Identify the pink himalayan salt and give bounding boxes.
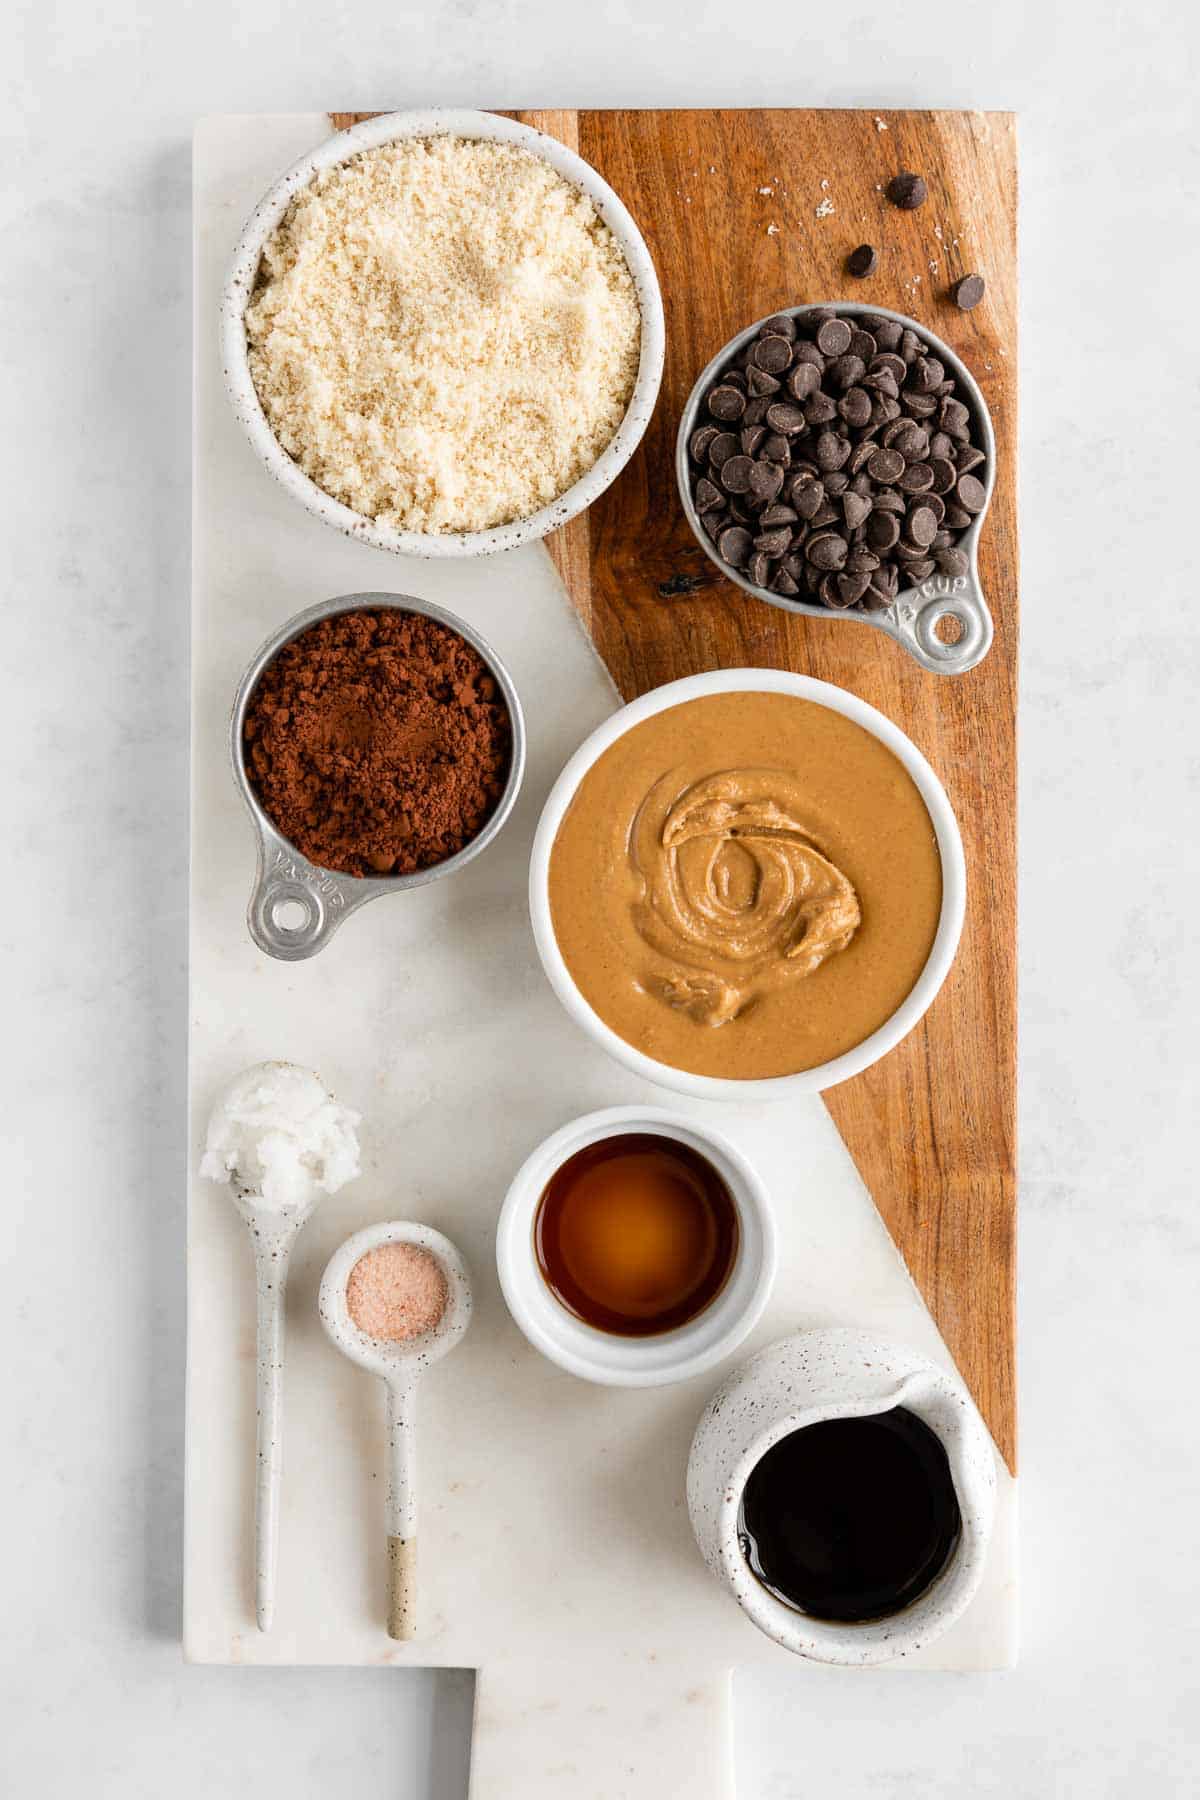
[346,1242,448,1342]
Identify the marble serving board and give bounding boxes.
[188,115,1016,1799]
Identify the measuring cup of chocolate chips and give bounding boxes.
[676,304,997,675]
[230,593,526,960]
[687,1328,996,1664]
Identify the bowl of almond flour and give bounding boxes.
[221,110,664,557]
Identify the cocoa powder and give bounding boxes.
[243,608,511,878]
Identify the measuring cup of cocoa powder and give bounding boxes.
[230,593,526,960]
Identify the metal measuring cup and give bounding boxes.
[675,303,998,676]
[229,592,527,961]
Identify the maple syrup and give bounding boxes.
[534,1133,739,1336]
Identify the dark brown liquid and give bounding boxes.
[739,1408,961,1623]
[534,1133,739,1336]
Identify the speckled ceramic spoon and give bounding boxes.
[318,1221,472,1640]
[229,1186,323,1633]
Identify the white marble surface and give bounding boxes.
[3,3,1198,1796]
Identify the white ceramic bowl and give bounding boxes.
[529,669,966,1101]
[496,1106,776,1388]
[221,109,665,558]
[687,1330,997,1665]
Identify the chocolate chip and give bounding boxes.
[719,455,756,494]
[815,318,853,357]
[942,502,973,529]
[867,446,905,484]
[847,243,877,278]
[754,525,793,559]
[765,402,808,435]
[804,391,839,427]
[787,362,822,402]
[771,568,800,596]
[950,273,985,311]
[747,550,771,587]
[794,480,825,521]
[905,558,936,581]
[956,444,986,475]
[842,490,872,531]
[834,570,871,607]
[748,459,785,502]
[717,525,753,567]
[690,424,720,463]
[887,172,928,211]
[708,432,738,468]
[936,547,970,576]
[956,473,987,513]
[754,335,794,374]
[761,432,791,465]
[899,462,935,494]
[695,477,723,512]
[700,509,726,540]
[849,330,877,363]
[760,313,798,340]
[929,456,958,494]
[747,366,781,398]
[742,397,770,426]
[708,384,746,421]
[759,504,798,528]
[828,353,867,392]
[740,424,766,457]
[866,511,901,551]
[873,318,903,351]
[807,531,848,571]
[816,431,851,472]
[907,506,938,547]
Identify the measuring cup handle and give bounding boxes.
[247,844,353,961]
[385,1378,417,1641]
[888,566,995,676]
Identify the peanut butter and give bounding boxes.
[548,693,943,1079]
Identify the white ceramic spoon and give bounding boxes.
[229,1185,322,1632]
[201,1060,359,1633]
[319,1221,472,1640]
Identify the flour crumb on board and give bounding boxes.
[874,116,889,132]
[815,181,836,219]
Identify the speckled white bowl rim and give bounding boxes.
[687,1329,997,1665]
[220,108,666,558]
[496,1105,777,1387]
[528,669,966,1101]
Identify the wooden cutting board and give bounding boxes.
[332,107,1018,1472]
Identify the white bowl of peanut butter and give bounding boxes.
[529,671,965,1099]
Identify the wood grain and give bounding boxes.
[326,109,1018,1470]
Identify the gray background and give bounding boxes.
[3,1,1197,1793]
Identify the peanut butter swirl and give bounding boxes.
[630,769,862,1026]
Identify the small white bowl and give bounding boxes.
[528,669,966,1101]
[221,109,665,558]
[496,1106,776,1388]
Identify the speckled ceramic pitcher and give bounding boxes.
[687,1328,996,1665]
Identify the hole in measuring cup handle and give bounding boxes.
[248,847,349,961]
[894,571,994,676]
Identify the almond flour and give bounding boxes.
[245,136,642,535]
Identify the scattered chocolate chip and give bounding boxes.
[950,273,985,311]
[887,172,928,211]
[847,243,878,279]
